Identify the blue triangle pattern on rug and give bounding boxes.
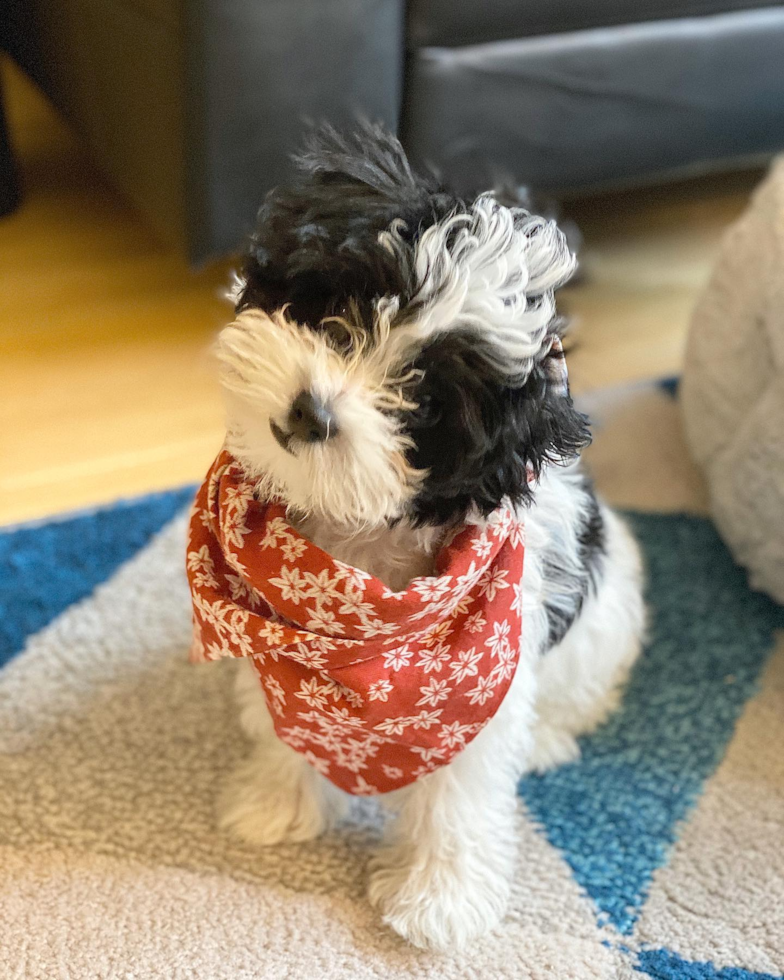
[636,948,783,979]
[0,487,195,668]
[657,376,680,398]
[519,512,784,935]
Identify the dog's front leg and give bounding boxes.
[218,661,347,845]
[368,663,536,950]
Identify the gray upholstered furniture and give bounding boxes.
[5,0,784,262]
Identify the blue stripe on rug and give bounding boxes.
[658,376,680,398]
[519,512,784,934]
[0,487,195,668]
[636,949,783,979]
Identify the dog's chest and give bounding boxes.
[295,518,443,593]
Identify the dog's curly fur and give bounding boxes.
[215,125,645,950]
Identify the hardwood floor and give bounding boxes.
[0,57,762,525]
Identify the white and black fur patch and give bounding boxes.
[226,125,590,538]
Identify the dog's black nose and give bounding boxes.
[287,391,337,443]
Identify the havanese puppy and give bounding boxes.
[186,125,645,951]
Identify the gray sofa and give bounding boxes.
[5,0,784,262]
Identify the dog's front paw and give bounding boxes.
[368,848,509,950]
[217,753,344,846]
[527,722,581,774]
[218,772,324,846]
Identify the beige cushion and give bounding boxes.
[682,159,784,603]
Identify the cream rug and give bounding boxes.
[1,382,782,980]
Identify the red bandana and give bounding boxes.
[187,451,525,794]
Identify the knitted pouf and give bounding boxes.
[682,159,784,604]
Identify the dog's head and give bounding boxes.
[218,125,589,529]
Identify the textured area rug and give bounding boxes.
[2,383,783,980]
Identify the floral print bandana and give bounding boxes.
[187,451,525,795]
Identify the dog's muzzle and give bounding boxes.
[270,390,338,452]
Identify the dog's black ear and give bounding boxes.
[511,345,591,488]
[407,332,591,526]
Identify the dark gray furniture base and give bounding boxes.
[4,0,784,261]
[0,78,19,217]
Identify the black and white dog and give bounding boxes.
[215,126,645,950]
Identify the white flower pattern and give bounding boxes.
[415,643,451,674]
[416,677,452,707]
[449,646,484,684]
[383,645,414,672]
[368,679,394,702]
[268,566,309,604]
[486,619,511,658]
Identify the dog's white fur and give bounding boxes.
[217,469,644,950]
[214,196,645,950]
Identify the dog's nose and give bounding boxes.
[287,390,337,443]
